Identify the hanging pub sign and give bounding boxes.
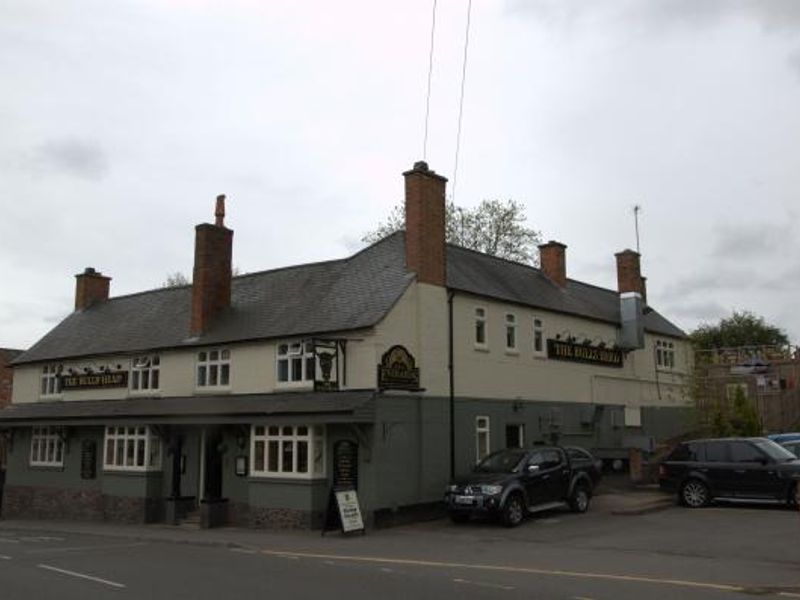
[61,371,129,390]
[547,339,624,368]
[313,339,340,392]
[377,345,420,391]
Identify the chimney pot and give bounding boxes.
[403,161,448,287]
[539,241,567,287]
[215,194,226,227]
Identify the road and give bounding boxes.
[1,502,799,599]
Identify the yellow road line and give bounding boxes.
[259,549,771,594]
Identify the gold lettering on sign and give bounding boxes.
[546,339,623,368]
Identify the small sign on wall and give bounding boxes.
[377,345,420,391]
[80,439,97,480]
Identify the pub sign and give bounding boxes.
[61,371,129,390]
[547,339,624,368]
[377,345,420,391]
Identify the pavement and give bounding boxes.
[0,474,675,550]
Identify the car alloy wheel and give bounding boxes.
[503,494,524,527]
[681,480,708,508]
[571,485,590,513]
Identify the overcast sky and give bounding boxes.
[2,0,799,350]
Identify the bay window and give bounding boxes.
[103,426,162,471]
[30,426,64,467]
[250,424,325,478]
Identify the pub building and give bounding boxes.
[0,162,690,528]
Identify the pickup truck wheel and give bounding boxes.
[788,482,799,509]
[502,493,525,528]
[569,483,591,513]
[680,479,709,508]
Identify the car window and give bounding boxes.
[785,442,800,458]
[474,449,527,473]
[529,450,562,469]
[704,441,728,462]
[566,447,591,462]
[668,443,702,461]
[753,439,796,462]
[729,442,765,463]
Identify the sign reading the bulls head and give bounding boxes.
[377,345,420,391]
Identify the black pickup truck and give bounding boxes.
[445,446,596,527]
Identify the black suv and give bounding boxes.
[444,447,596,527]
[659,437,800,508]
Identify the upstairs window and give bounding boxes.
[250,424,325,479]
[197,349,231,388]
[505,314,517,352]
[103,426,162,472]
[656,340,675,369]
[30,426,64,467]
[277,341,315,385]
[131,355,160,392]
[40,365,62,397]
[474,307,487,348]
[532,318,545,356]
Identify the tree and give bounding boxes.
[362,199,542,265]
[689,311,789,350]
[162,272,190,287]
[161,267,242,287]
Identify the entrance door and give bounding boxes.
[203,428,223,501]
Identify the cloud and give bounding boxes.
[661,300,728,323]
[27,138,109,180]
[790,48,800,80]
[710,221,793,260]
[505,0,800,33]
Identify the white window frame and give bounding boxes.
[130,355,160,393]
[196,348,231,389]
[29,426,65,467]
[276,341,315,388]
[505,313,518,353]
[656,339,676,370]
[103,426,162,472]
[473,306,488,350]
[532,317,545,357]
[250,424,325,479]
[476,416,491,462]
[40,364,62,398]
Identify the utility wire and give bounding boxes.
[422,0,438,161]
[451,0,473,203]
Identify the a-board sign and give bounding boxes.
[333,440,358,490]
[80,439,97,480]
[335,490,364,534]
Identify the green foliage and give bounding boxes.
[162,271,190,287]
[706,387,762,437]
[362,199,542,266]
[690,310,789,350]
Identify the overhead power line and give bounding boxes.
[451,0,473,203]
[422,0,438,161]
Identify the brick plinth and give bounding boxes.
[2,486,162,523]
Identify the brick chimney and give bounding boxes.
[74,267,111,311]
[539,241,567,287]
[403,161,447,286]
[615,249,645,297]
[191,195,233,336]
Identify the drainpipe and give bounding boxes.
[448,290,456,479]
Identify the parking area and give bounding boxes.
[1,498,799,599]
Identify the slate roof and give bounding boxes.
[447,245,686,339]
[0,391,376,425]
[14,232,685,365]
